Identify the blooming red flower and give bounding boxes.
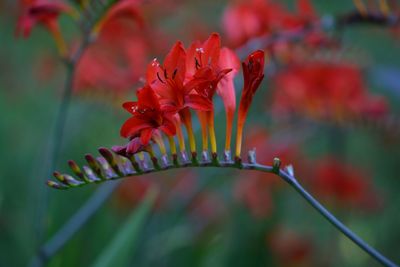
[186,33,234,100]
[146,41,213,113]
[235,50,265,158]
[185,33,240,154]
[120,85,176,146]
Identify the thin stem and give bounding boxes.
[250,164,398,267]
[33,22,91,264]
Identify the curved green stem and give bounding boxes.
[251,164,398,267]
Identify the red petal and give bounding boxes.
[140,128,153,145]
[164,41,186,81]
[159,119,176,136]
[137,85,160,110]
[185,94,213,111]
[202,33,221,67]
[120,117,153,138]
[217,47,240,117]
[185,40,201,79]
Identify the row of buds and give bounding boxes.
[114,33,266,167]
[46,146,285,190]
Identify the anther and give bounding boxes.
[157,72,166,84]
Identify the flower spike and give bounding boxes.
[235,50,266,160]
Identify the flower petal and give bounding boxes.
[120,117,153,138]
[185,94,213,111]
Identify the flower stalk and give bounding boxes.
[46,148,397,267]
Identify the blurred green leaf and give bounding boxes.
[90,188,157,267]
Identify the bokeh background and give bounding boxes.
[1,0,400,266]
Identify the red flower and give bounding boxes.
[120,85,176,146]
[235,50,265,158]
[186,33,234,101]
[185,33,239,154]
[147,41,213,113]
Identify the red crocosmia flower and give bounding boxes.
[147,41,213,113]
[16,0,74,55]
[235,50,265,159]
[186,33,238,154]
[120,85,176,145]
[271,62,389,122]
[312,158,381,211]
[146,41,214,155]
[186,33,234,98]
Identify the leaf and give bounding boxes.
[90,188,158,267]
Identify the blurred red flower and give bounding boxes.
[16,0,71,38]
[271,62,389,121]
[74,2,150,95]
[268,227,313,267]
[311,158,382,211]
[222,0,324,48]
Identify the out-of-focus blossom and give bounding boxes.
[222,0,325,49]
[311,158,382,210]
[268,227,313,266]
[16,0,76,55]
[235,50,265,159]
[115,176,155,209]
[271,62,389,122]
[188,192,227,230]
[93,0,144,35]
[74,2,149,95]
